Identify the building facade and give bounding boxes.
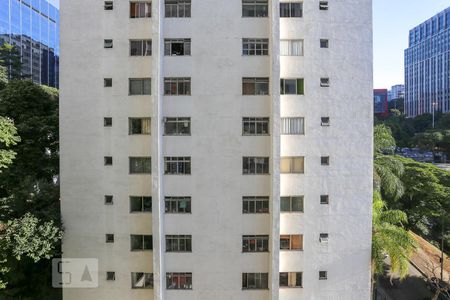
[374,89,389,116]
[0,0,59,88]
[60,1,373,299]
[388,84,405,101]
[405,7,450,117]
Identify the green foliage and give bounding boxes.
[372,191,417,279]
[374,155,404,202]
[0,66,7,90]
[414,131,443,152]
[0,80,61,295]
[0,117,20,171]
[374,124,396,154]
[0,43,22,81]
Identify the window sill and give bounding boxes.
[280,249,304,252]
[163,134,191,137]
[242,288,270,290]
[164,173,192,176]
[279,286,303,289]
[166,251,192,253]
[242,251,270,253]
[130,249,153,252]
[165,212,192,214]
[242,173,270,175]
[129,211,152,214]
[280,211,304,214]
[242,134,270,136]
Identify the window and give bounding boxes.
[105,195,113,205]
[106,272,115,281]
[106,234,115,243]
[242,39,269,56]
[104,1,113,10]
[280,2,302,17]
[164,117,191,136]
[166,235,192,252]
[319,271,328,280]
[243,157,269,174]
[321,156,329,165]
[131,272,153,289]
[320,39,329,48]
[104,78,112,87]
[280,234,303,250]
[130,2,151,18]
[280,40,304,56]
[129,157,151,174]
[130,196,152,212]
[129,118,151,135]
[242,78,269,95]
[242,117,269,135]
[130,234,153,251]
[242,235,269,252]
[242,273,268,289]
[104,156,113,166]
[129,78,151,95]
[165,197,191,213]
[166,273,192,290]
[319,233,329,243]
[320,77,330,87]
[242,0,268,17]
[320,195,329,204]
[280,196,304,212]
[280,78,304,95]
[281,117,304,135]
[130,40,152,56]
[104,39,113,48]
[279,272,302,288]
[280,157,304,174]
[319,1,328,10]
[243,196,269,214]
[164,78,191,95]
[164,157,191,175]
[164,39,191,56]
[104,117,112,127]
[321,117,330,126]
[165,0,191,18]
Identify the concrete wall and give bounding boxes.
[60,0,373,299]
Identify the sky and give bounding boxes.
[48,0,59,9]
[373,0,449,89]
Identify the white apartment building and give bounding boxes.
[60,0,373,299]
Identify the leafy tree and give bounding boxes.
[414,131,443,154]
[372,191,416,279]
[0,117,20,171]
[0,43,22,81]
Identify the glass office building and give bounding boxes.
[0,0,59,88]
[405,7,450,117]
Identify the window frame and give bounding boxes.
[242,38,269,56]
[164,77,191,95]
[130,39,152,56]
[165,196,192,213]
[242,0,269,18]
[242,235,269,253]
[104,1,113,10]
[280,156,304,174]
[243,157,270,175]
[129,117,151,135]
[104,78,112,87]
[242,77,270,95]
[104,39,113,49]
[280,78,304,95]
[129,157,152,174]
[242,273,269,289]
[242,196,269,214]
[104,117,112,127]
[106,234,114,243]
[320,77,330,87]
[279,272,303,288]
[165,235,192,252]
[130,1,152,18]
[129,78,151,95]
[320,195,329,205]
[164,117,191,136]
[130,196,152,213]
[106,272,116,281]
[130,234,153,251]
[164,157,191,175]
[131,272,154,289]
[280,196,304,212]
[165,0,191,18]
[280,234,303,251]
[280,2,303,18]
[166,272,192,290]
[321,117,330,126]
[321,156,330,165]
[105,195,113,205]
[242,117,270,136]
[281,117,305,135]
[280,39,304,56]
[164,39,191,56]
[319,271,328,280]
[320,39,329,48]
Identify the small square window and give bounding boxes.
[105,195,113,205]
[319,233,329,243]
[104,78,112,87]
[319,1,328,10]
[104,1,113,10]
[106,234,114,243]
[104,156,113,166]
[321,117,330,126]
[321,156,329,165]
[320,78,330,87]
[320,39,329,48]
[104,117,112,127]
[104,39,113,48]
[319,271,327,280]
[320,195,329,204]
[106,272,115,281]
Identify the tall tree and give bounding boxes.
[0,43,22,81]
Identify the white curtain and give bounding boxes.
[280,40,290,56]
[281,117,304,134]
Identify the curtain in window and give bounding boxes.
[281,117,304,134]
[291,40,303,56]
[142,118,151,134]
[291,235,303,249]
[280,40,290,55]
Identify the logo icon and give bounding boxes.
[52,258,98,288]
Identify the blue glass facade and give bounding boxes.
[0,0,59,88]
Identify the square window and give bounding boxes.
[321,156,329,165]
[319,1,328,10]
[104,156,113,166]
[321,117,330,126]
[104,39,113,48]
[104,78,112,87]
[320,78,330,87]
[105,195,113,205]
[104,117,112,127]
[106,234,114,243]
[319,233,329,243]
[320,39,329,48]
[104,1,113,10]
[319,271,328,280]
[106,272,115,281]
[320,195,329,204]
